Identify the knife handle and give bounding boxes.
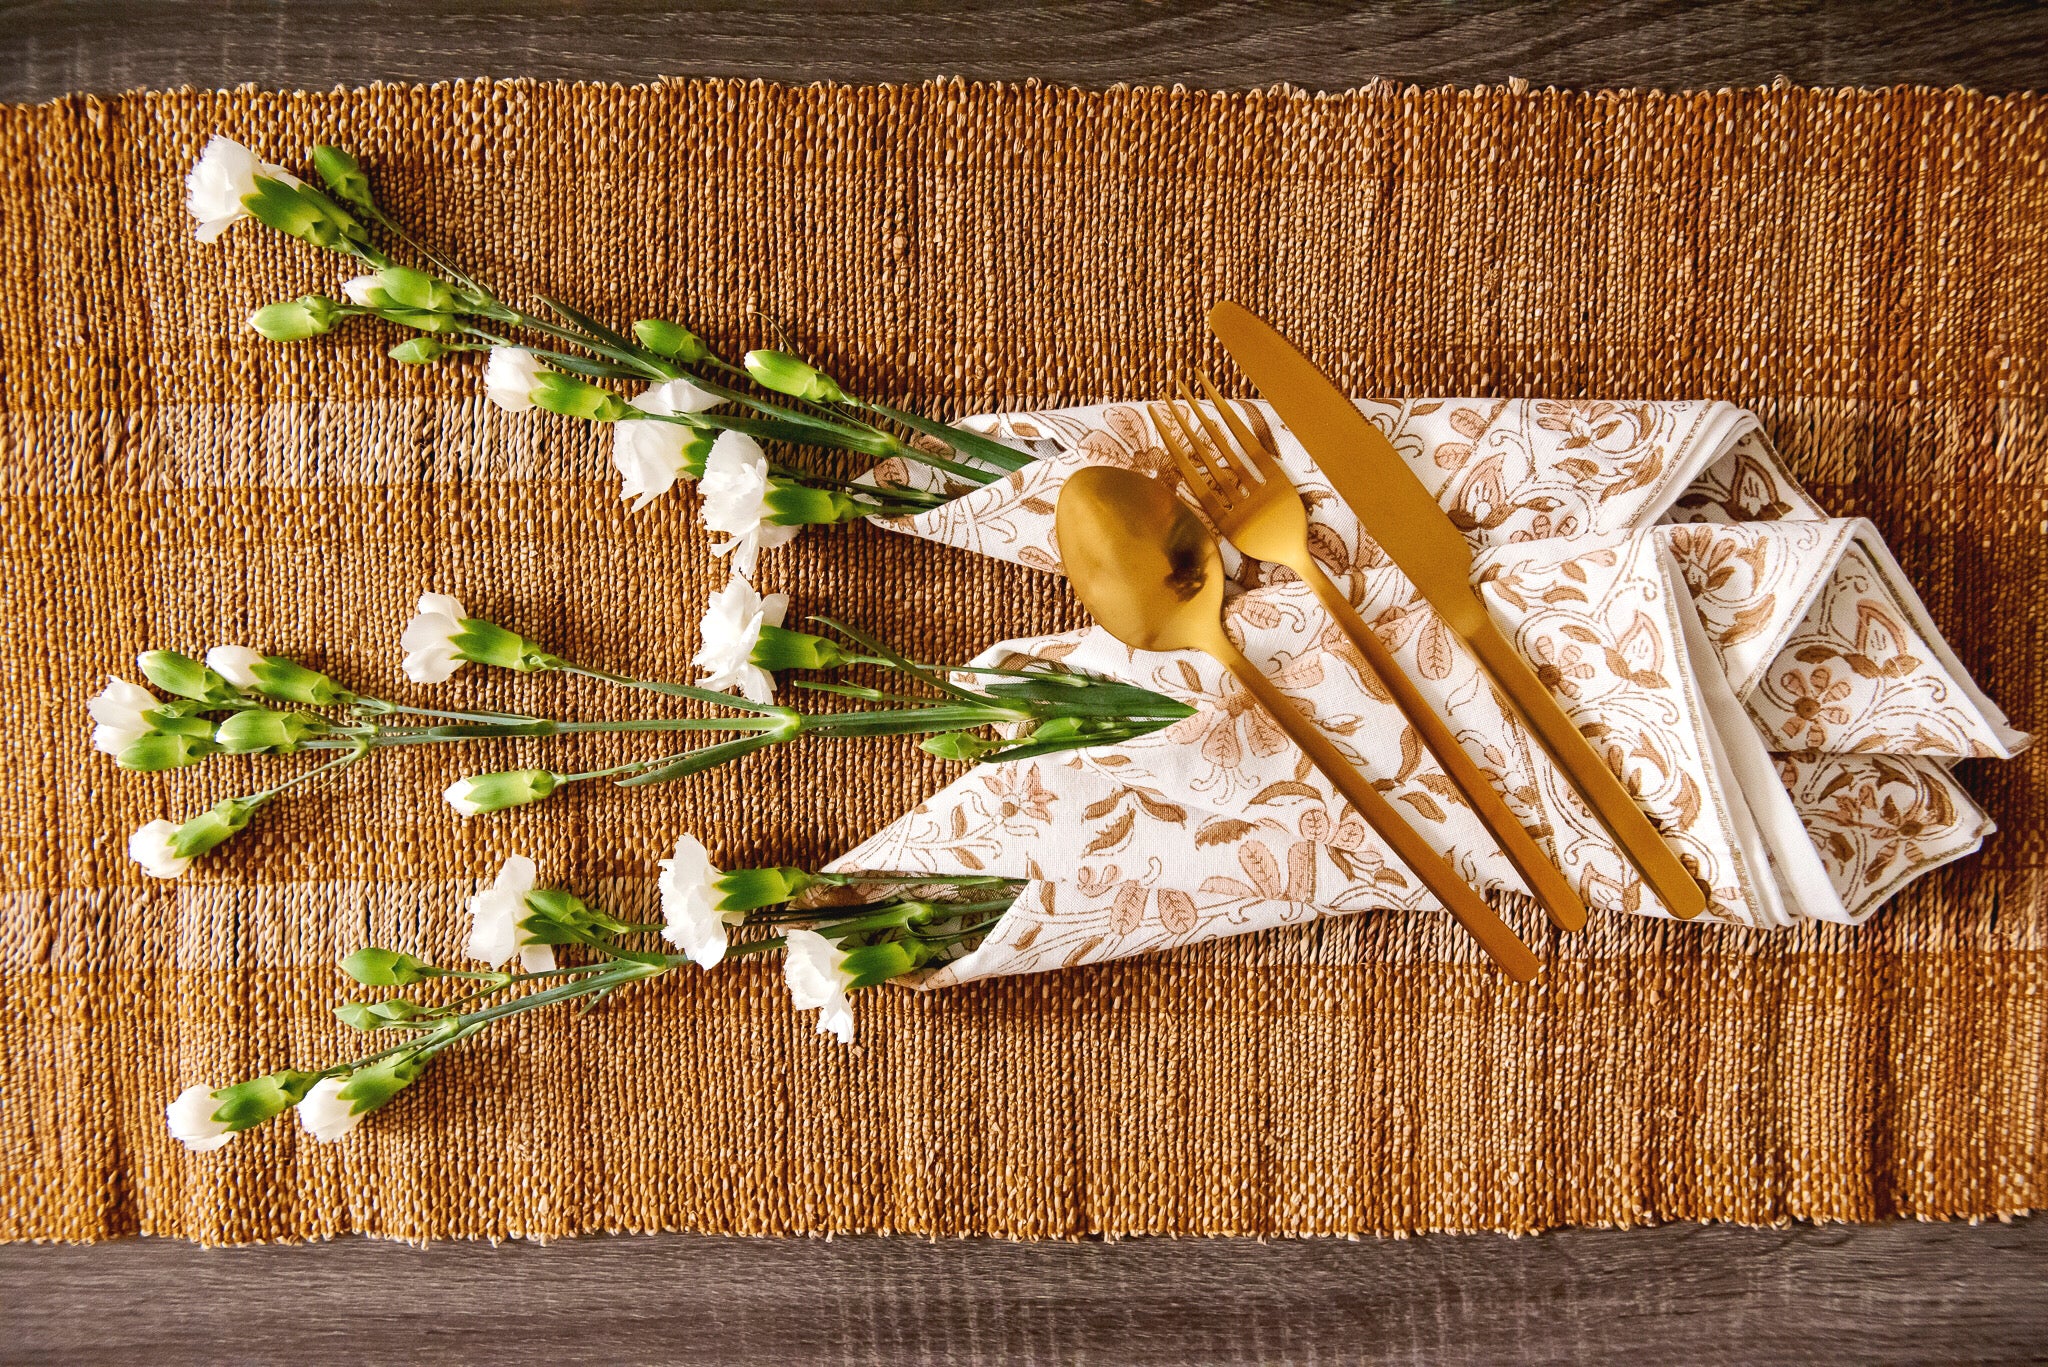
[1204,636,1540,982]
[1297,563,1588,932]
[1461,612,1709,920]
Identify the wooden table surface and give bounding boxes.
[4,3,2045,1363]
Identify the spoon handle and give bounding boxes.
[1206,638,1540,983]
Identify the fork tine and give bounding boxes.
[1177,372,1263,492]
[1149,402,1231,508]
[1159,392,1248,500]
[1193,368,1285,481]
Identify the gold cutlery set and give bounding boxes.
[1057,303,1708,981]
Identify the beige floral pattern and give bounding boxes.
[840,399,2026,986]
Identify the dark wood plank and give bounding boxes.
[3,0,2047,104]
[5,5,2047,1365]
[5,1220,2046,1365]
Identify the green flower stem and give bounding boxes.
[249,742,370,801]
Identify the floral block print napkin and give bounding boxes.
[834,401,2025,987]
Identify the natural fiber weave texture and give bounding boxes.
[1,78,2042,1244]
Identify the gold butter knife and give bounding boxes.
[1207,300,1708,920]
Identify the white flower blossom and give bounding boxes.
[612,378,720,512]
[400,592,469,684]
[699,431,800,579]
[184,135,298,244]
[692,577,790,706]
[341,274,382,307]
[165,1084,236,1152]
[128,819,191,880]
[205,645,265,690]
[295,1077,363,1144]
[782,927,856,1045]
[89,676,158,756]
[482,346,547,412]
[464,854,555,973]
[659,833,739,969]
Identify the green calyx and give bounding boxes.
[762,482,864,526]
[249,294,341,342]
[743,349,847,404]
[137,650,237,703]
[531,372,633,423]
[214,706,327,755]
[372,265,459,313]
[209,1069,321,1132]
[248,656,349,707]
[240,174,375,258]
[839,939,921,989]
[749,625,850,673]
[633,318,709,363]
[340,947,443,987]
[117,731,219,772]
[335,1051,429,1117]
[449,768,559,814]
[168,799,257,860]
[918,730,1001,762]
[334,998,426,1031]
[450,618,554,672]
[714,866,817,914]
[389,337,449,365]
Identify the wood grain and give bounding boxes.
[2,0,2047,103]
[3,3,2045,1364]
[6,1220,2047,1365]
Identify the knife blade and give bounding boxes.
[1208,299,1708,921]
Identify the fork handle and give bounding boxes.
[1206,637,1539,983]
[1297,562,1588,932]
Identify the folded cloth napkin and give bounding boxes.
[830,401,2026,987]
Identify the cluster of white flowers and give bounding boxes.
[165,1076,365,1154]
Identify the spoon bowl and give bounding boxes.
[1055,465,1228,655]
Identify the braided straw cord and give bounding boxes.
[0,79,2041,1243]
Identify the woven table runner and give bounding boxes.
[1,79,2042,1244]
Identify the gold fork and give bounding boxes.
[1152,373,1587,932]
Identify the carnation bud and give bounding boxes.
[389,337,449,365]
[310,145,374,212]
[116,731,218,772]
[248,294,341,342]
[743,349,846,403]
[339,947,442,987]
[167,799,258,860]
[136,649,235,703]
[443,769,559,816]
[531,372,634,422]
[247,656,349,706]
[749,625,850,672]
[214,706,326,755]
[633,318,710,363]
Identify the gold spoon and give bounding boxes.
[1055,464,1539,983]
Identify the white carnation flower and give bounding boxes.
[165,1084,236,1152]
[128,819,191,880]
[184,134,298,243]
[612,378,720,511]
[464,854,555,973]
[89,676,158,756]
[698,432,800,578]
[205,645,265,690]
[659,833,739,969]
[482,346,547,412]
[782,927,856,1045]
[295,1076,364,1144]
[400,592,469,684]
[692,576,789,706]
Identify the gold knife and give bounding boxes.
[1208,300,1708,920]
